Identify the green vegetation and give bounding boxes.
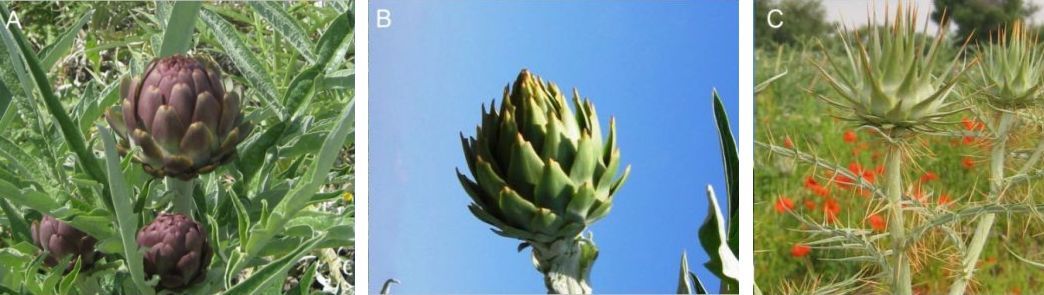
[0,1,354,294]
[755,8,1044,294]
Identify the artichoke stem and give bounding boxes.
[532,238,595,294]
[949,111,1015,295]
[884,142,911,295]
[168,178,195,215]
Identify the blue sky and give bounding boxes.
[369,1,738,293]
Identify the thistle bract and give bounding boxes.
[137,213,212,290]
[105,55,251,180]
[816,6,965,132]
[976,21,1044,109]
[31,215,99,270]
[457,69,630,244]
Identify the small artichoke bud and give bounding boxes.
[457,69,631,244]
[105,54,252,180]
[30,215,99,270]
[137,213,212,290]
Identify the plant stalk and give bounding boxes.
[168,178,195,215]
[949,112,1015,295]
[885,141,912,295]
[532,238,596,294]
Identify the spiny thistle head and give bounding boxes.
[816,4,967,133]
[976,21,1044,109]
[457,69,630,244]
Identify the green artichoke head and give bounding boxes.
[31,215,99,270]
[105,55,251,180]
[816,5,966,132]
[976,21,1044,109]
[458,69,630,244]
[137,213,212,290]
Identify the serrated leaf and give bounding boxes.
[200,8,280,110]
[315,9,353,72]
[39,10,93,71]
[0,7,110,211]
[0,180,59,213]
[224,235,322,295]
[0,198,30,243]
[248,2,315,63]
[79,79,120,135]
[235,99,353,278]
[283,65,321,118]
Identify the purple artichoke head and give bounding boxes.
[105,54,251,180]
[137,213,212,290]
[30,215,98,269]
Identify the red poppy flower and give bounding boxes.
[823,198,840,222]
[812,185,830,198]
[834,173,855,189]
[790,244,811,257]
[868,214,886,232]
[961,117,975,130]
[849,162,865,174]
[803,176,819,188]
[843,130,858,143]
[804,199,816,210]
[920,171,938,183]
[938,193,951,206]
[783,136,794,149]
[962,136,976,145]
[961,156,975,169]
[774,196,795,213]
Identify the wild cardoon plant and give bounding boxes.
[951,21,1044,295]
[814,5,968,295]
[457,69,630,294]
[976,21,1044,110]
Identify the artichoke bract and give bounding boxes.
[976,21,1044,109]
[30,215,99,269]
[816,6,966,132]
[137,213,212,290]
[458,69,630,244]
[105,55,250,180]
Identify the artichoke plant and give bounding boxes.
[30,215,99,270]
[976,21,1044,110]
[815,6,966,133]
[457,69,630,294]
[105,54,251,180]
[137,213,213,290]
